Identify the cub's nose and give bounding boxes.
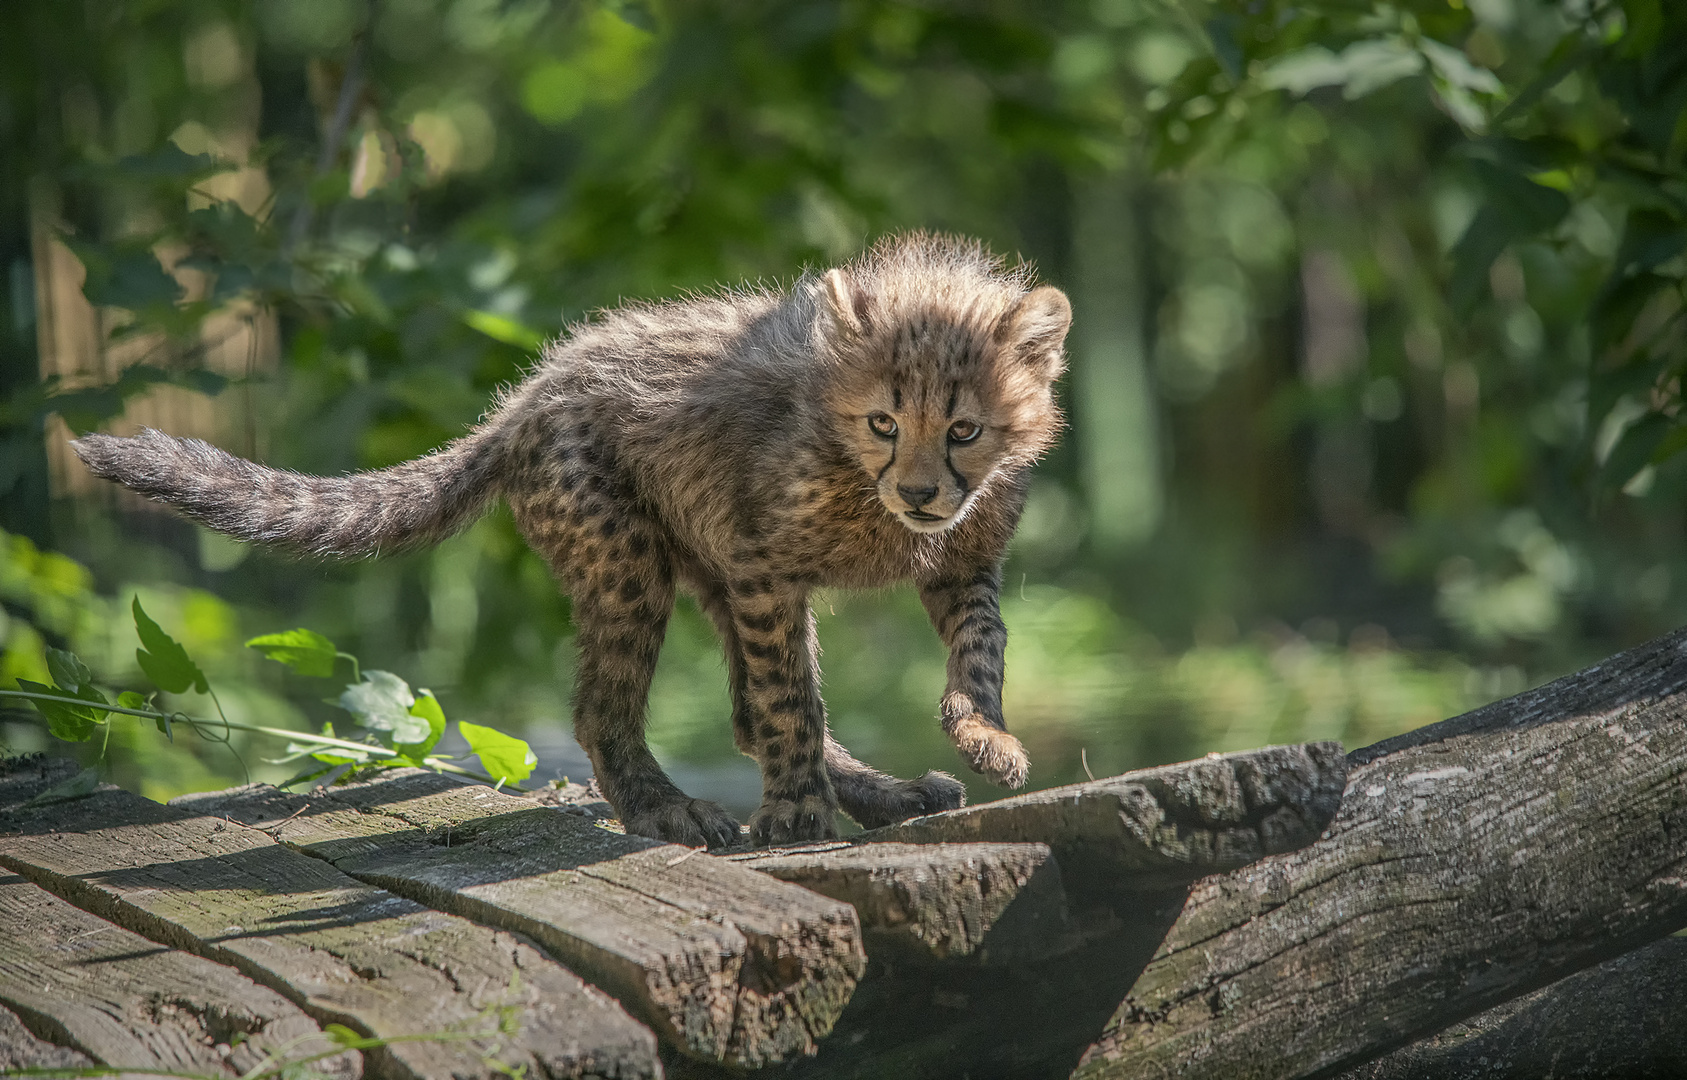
[897,483,939,509]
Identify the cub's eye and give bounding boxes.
[867,412,898,438]
[948,419,982,443]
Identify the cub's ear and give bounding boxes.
[996,286,1072,376]
[821,268,871,337]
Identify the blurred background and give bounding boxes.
[2,0,1684,816]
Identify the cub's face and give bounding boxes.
[846,382,1018,534]
[820,268,1072,535]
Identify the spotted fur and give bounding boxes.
[72,233,1071,847]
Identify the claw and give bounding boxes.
[748,795,837,847]
[947,714,1030,788]
[623,797,744,849]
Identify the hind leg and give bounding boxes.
[824,737,965,829]
[518,492,739,848]
[572,581,741,847]
[697,583,962,832]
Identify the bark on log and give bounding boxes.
[1074,626,1687,1080]
[0,870,360,1079]
[178,769,864,1068]
[1338,935,1687,1080]
[863,743,1349,894]
[0,755,660,1080]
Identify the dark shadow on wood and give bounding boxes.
[667,887,1190,1080]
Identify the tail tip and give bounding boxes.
[69,429,162,478]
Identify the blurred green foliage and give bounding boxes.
[2,0,1685,809]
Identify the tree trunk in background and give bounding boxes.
[1073,174,1161,550]
[0,8,54,546]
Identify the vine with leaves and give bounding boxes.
[1,598,538,806]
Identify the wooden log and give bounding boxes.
[1074,626,1687,1080]
[863,742,1348,894]
[178,768,865,1068]
[524,782,1085,967]
[0,869,360,1079]
[349,754,1340,1080]
[726,841,1080,965]
[0,755,659,1080]
[1337,935,1687,1080]
[666,891,1187,1080]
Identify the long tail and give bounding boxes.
[72,426,508,558]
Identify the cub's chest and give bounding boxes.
[752,497,957,591]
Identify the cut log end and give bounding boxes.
[730,840,1076,964]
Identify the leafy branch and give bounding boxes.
[1,599,539,801]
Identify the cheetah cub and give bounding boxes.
[74,233,1071,847]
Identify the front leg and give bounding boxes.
[919,565,1030,789]
[727,583,838,845]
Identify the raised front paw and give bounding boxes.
[622,797,744,849]
[748,795,838,846]
[948,714,1030,788]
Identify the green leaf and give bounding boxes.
[246,628,341,678]
[133,597,209,694]
[1420,38,1502,95]
[110,144,231,180]
[1600,411,1674,489]
[338,670,431,744]
[1468,158,1572,232]
[45,647,94,692]
[459,721,537,787]
[21,767,101,807]
[323,1023,366,1048]
[18,679,102,742]
[279,762,340,789]
[464,309,545,350]
[117,690,148,710]
[65,239,184,312]
[1612,208,1687,277]
[1447,206,1512,313]
[397,691,448,763]
[1261,38,1423,100]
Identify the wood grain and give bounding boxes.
[862,742,1348,894]
[727,840,1076,965]
[178,768,865,1068]
[0,870,359,1078]
[1338,935,1687,1080]
[1074,628,1687,1080]
[0,755,659,1080]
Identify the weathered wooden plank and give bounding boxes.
[0,869,360,1079]
[520,781,1083,966]
[179,768,865,1068]
[726,841,1077,965]
[863,742,1348,894]
[0,755,659,1080]
[0,1001,97,1074]
[1073,627,1687,1080]
[1337,935,1687,1080]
